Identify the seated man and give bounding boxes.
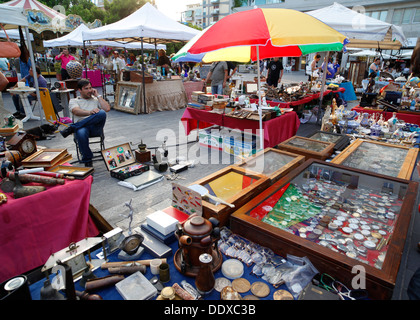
[11,66,47,119]
[59,79,111,167]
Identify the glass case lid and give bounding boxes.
[283,136,329,152]
[239,149,297,176]
[248,161,408,270]
[340,141,409,178]
[309,132,343,144]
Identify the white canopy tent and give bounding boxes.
[307,2,406,50]
[43,24,166,50]
[0,28,33,41]
[349,50,392,59]
[81,2,199,44]
[82,2,200,113]
[0,4,44,124]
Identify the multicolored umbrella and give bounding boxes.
[173,8,348,63]
[174,8,348,149]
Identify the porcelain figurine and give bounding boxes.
[360,113,370,127]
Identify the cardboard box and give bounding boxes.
[198,127,224,150]
[146,210,179,236]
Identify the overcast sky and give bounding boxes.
[154,0,200,22]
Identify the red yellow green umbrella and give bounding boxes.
[185,8,348,62]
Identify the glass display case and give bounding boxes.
[233,148,305,184]
[231,159,418,300]
[331,139,419,180]
[307,131,350,151]
[189,166,270,227]
[114,82,141,114]
[276,136,335,161]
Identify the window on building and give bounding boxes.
[414,8,420,23]
[402,8,414,24]
[379,11,388,21]
[391,9,403,25]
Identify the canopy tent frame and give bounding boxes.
[81,3,199,114]
[0,4,44,125]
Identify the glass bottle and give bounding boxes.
[195,253,215,295]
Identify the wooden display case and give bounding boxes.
[189,166,270,227]
[276,136,335,161]
[114,81,141,114]
[232,148,305,184]
[331,139,419,180]
[307,130,350,151]
[230,159,418,300]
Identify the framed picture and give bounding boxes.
[114,81,141,115]
[21,149,68,167]
[48,165,94,179]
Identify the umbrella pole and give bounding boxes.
[257,46,264,150]
[317,51,330,124]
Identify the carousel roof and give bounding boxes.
[2,0,66,20]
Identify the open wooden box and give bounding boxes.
[232,148,305,184]
[331,139,419,181]
[230,159,418,300]
[276,136,335,161]
[189,166,270,227]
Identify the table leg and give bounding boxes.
[61,92,70,118]
[20,94,40,123]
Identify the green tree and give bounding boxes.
[103,0,150,24]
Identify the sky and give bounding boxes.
[154,0,199,22]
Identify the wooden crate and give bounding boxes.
[189,166,270,227]
[276,136,335,161]
[230,159,418,300]
[306,131,350,151]
[331,139,419,180]
[232,148,305,184]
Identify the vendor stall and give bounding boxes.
[114,80,188,114]
[181,107,300,148]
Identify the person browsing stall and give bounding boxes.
[369,58,381,77]
[310,54,322,80]
[11,66,47,119]
[59,79,110,167]
[206,61,228,95]
[157,49,172,75]
[266,57,283,87]
[55,48,75,80]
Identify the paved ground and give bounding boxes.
[2,70,419,299]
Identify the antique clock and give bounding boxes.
[7,131,37,158]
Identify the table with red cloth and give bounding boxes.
[0,175,99,283]
[352,106,420,126]
[183,80,204,102]
[181,107,300,148]
[248,87,346,109]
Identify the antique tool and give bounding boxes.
[101,258,167,269]
[108,265,146,275]
[188,184,235,208]
[13,172,46,199]
[7,172,65,185]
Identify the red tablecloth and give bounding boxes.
[249,87,346,108]
[352,106,420,126]
[0,176,98,283]
[181,107,300,148]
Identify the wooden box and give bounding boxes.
[48,165,94,179]
[232,148,305,184]
[114,82,141,114]
[307,131,350,152]
[101,142,149,180]
[276,136,335,161]
[189,166,270,227]
[21,148,70,168]
[331,139,419,180]
[231,159,418,300]
[130,71,154,83]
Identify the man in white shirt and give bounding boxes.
[59,79,111,167]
